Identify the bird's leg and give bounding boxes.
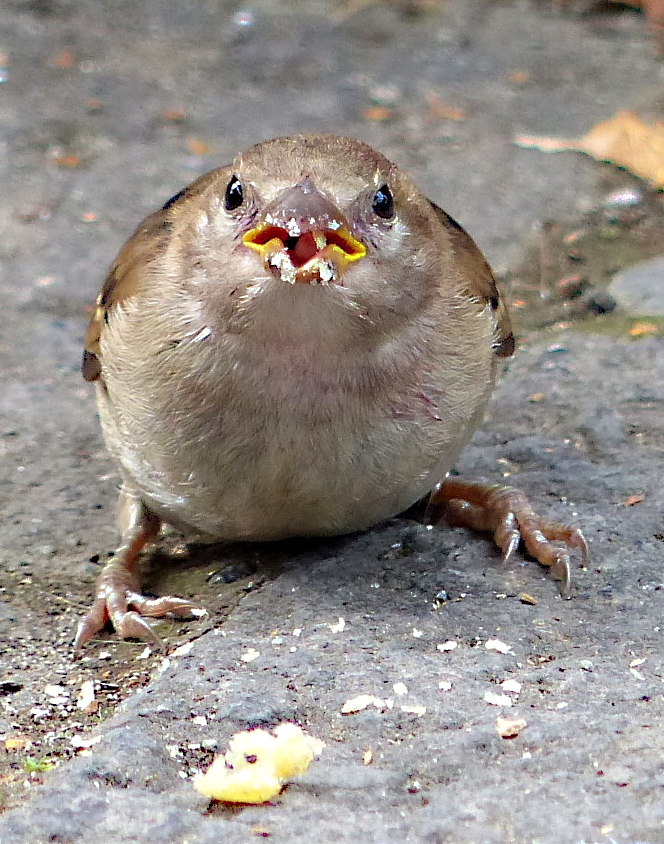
[74,489,202,652]
[425,479,589,594]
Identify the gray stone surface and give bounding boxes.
[609,254,664,315]
[1,2,663,843]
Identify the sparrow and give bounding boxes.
[75,133,588,651]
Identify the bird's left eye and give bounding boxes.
[224,175,244,211]
[372,184,395,220]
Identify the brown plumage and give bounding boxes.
[75,134,586,651]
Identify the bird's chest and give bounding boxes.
[104,337,458,539]
[191,354,441,528]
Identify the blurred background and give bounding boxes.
[2,0,661,309]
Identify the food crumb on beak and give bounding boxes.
[243,224,366,285]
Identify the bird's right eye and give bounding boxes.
[224,175,244,211]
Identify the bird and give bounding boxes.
[75,133,588,651]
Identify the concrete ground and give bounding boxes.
[1,2,663,842]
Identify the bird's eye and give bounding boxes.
[224,175,244,211]
[372,184,394,220]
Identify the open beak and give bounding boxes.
[243,224,366,285]
[241,178,366,285]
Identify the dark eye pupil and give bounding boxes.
[372,184,394,219]
[224,176,243,211]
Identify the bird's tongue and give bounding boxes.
[289,231,321,268]
[243,219,366,285]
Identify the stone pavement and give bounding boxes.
[1,2,663,842]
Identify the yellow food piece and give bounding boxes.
[266,722,323,779]
[195,757,282,803]
[194,723,325,804]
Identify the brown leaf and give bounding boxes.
[362,106,393,121]
[508,70,531,85]
[620,494,645,506]
[515,111,664,190]
[424,91,466,121]
[47,151,81,168]
[161,108,188,122]
[629,321,659,337]
[185,137,212,156]
[51,49,75,68]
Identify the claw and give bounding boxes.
[501,530,521,565]
[551,554,571,597]
[115,609,165,649]
[569,528,590,568]
[428,478,588,593]
[73,599,110,654]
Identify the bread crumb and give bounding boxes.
[194,723,324,803]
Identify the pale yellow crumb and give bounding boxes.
[194,723,325,804]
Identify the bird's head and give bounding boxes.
[188,134,447,345]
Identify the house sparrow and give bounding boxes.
[75,133,588,651]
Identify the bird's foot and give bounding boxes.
[73,557,202,653]
[427,478,589,594]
